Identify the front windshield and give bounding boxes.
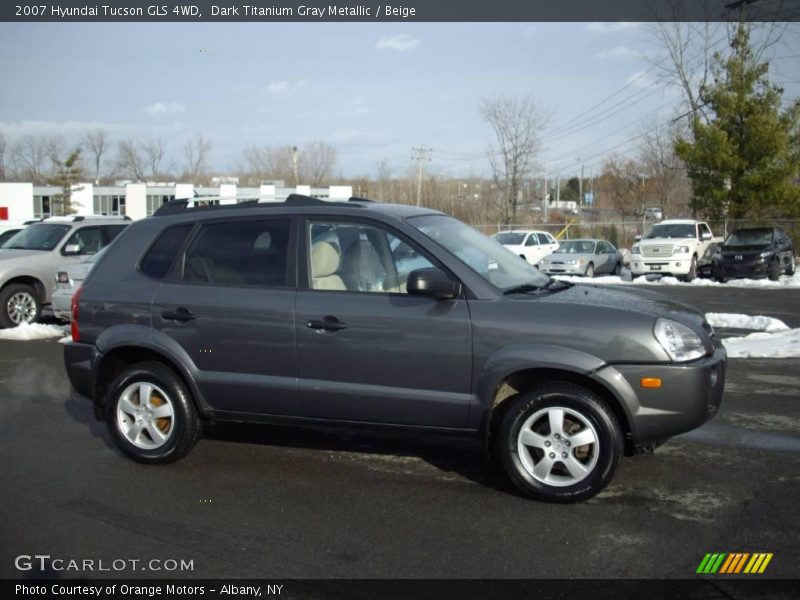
[725,229,773,247]
[1,224,70,251]
[643,224,696,239]
[555,240,596,254]
[409,215,549,290]
[494,232,526,245]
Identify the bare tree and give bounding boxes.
[9,135,49,183]
[637,119,691,218]
[115,139,147,181]
[301,140,337,186]
[142,138,168,178]
[598,155,643,223]
[479,94,549,224]
[183,133,212,182]
[375,158,392,200]
[82,128,110,184]
[0,132,6,181]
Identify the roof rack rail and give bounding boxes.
[348,196,374,203]
[151,193,368,217]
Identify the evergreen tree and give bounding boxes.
[675,25,799,220]
[50,149,83,215]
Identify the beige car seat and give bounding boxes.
[311,242,346,290]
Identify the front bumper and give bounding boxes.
[591,346,726,445]
[717,259,769,279]
[541,264,586,276]
[630,256,693,276]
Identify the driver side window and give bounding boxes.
[309,221,434,294]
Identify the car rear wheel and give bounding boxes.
[613,262,621,276]
[712,265,725,283]
[496,383,622,502]
[0,283,42,328]
[769,258,781,281]
[584,262,595,278]
[105,361,202,464]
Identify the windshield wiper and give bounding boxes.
[503,278,572,295]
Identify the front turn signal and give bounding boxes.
[640,377,662,389]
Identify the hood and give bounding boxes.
[537,283,706,330]
[0,249,46,261]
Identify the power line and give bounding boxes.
[411,145,432,207]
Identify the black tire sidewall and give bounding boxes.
[105,362,199,464]
[585,263,594,278]
[0,283,42,328]
[499,386,621,502]
[769,258,781,281]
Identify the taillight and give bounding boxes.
[71,285,83,342]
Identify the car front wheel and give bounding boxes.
[0,283,42,328]
[787,255,796,276]
[497,383,622,502]
[769,258,781,281]
[105,361,202,464]
[682,256,697,282]
[584,262,595,278]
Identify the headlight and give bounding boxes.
[564,259,582,265]
[654,318,706,362]
[759,251,772,259]
[631,244,640,254]
[676,245,690,254]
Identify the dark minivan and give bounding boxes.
[64,196,726,502]
[712,227,795,282]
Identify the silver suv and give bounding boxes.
[0,215,129,327]
[64,196,726,502]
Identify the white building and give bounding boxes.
[0,182,354,222]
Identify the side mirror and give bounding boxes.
[701,232,712,241]
[634,235,642,242]
[406,268,461,300]
[63,244,81,255]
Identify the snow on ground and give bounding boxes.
[554,270,800,289]
[705,313,789,332]
[0,323,68,341]
[721,328,800,359]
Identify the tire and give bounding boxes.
[584,262,595,278]
[787,255,796,276]
[496,382,623,503]
[0,283,42,328]
[683,256,697,282]
[712,265,725,283]
[768,258,781,281]
[613,262,621,277]
[105,361,202,464]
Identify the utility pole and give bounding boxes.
[292,146,299,185]
[577,159,584,218]
[411,145,431,207]
[543,166,548,222]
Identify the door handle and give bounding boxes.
[161,307,196,322]
[307,316,348,331]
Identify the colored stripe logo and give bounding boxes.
[697,553,773,574]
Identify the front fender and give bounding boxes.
[471,344,606,428]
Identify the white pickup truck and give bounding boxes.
[629,219,723,281]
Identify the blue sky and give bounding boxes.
[1,22,798,181]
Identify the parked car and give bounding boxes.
[493,230,559,265]
[538,239,623,278]
[0,221,26,247]
[711,227,795,282]
[0,215,130,328]
[64,195,725,503]
[630,219,723,281]
[51,247,108,320]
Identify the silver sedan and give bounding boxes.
[538,239,623,278]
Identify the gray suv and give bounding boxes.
[0,216,129,328]
[64,196,726,502]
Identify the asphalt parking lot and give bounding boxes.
[0,285,798,581]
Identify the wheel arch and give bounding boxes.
[480,366,633,458]
[1,276,48,304]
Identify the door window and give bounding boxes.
[61,227,103,256]
[309,221,434,293]
[537,233,551,245]
[140,224,193,279]
[524,234,538,246]
[182,220,290,287]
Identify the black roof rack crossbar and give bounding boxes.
[151,193,376,217]
[348,196,374,203]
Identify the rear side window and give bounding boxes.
[182,219,290,288]
[537,233,550,245]
[104,224,128,244]
[140,225,193,280]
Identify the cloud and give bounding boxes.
[597,46,643,60]
[586,22,641,34]
[0,120,135,138]
[146,102,186,115]
[265,79,308,94]
[375,34,421,52]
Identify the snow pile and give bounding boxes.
[554,269,800,289]
[705,313,789,333]
[722,329,800,358]
[58,335,73,344]
[0,323,68,341]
